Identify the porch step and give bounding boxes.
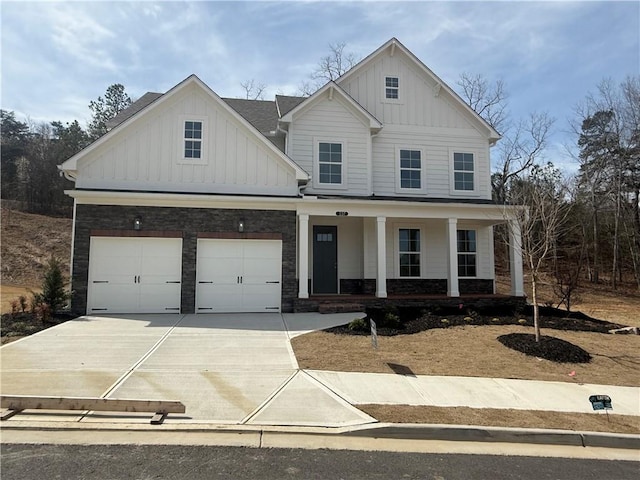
[318,303,365,314]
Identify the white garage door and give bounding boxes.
[87,237,182,314]
[196,239,282,313]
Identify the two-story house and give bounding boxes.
[59,38,525,315]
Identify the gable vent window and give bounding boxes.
[184,121,203,159]
[385,76,399,99]
[318,142,343,184]
[453,152,474,191]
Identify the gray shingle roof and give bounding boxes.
[105,90,307,135]
[221,98,279,133]
[275,95,306,117]
[106,92,163,130]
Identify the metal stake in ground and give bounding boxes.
[370,319,378,350]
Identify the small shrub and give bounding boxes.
[40,256,69,312]
[382,312,401,329]
[34,303,52,323]
[10,299,19,316]
[18,295,27,313]
[348,318,368,331]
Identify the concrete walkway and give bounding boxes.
[1,313,638,428]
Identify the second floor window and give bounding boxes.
[385,76,399,99]
[184,121,202,159]
[453,152,474,191]
[400,149,421,189]
[318,142,342,184]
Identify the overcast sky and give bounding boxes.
[2,1,638,169]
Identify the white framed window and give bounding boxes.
[457,229,477,277]
[453,152,474,191]
[398,228,421,277]
[385,76,399,99]
[178,116,207,164]
[314,138,346,189]
[397,148,423,191]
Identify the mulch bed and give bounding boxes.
[497,333,592,363]
[1,312,74,342]
[324,305,626,364]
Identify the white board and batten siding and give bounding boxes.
[87,237,182,314]
[338,50,492,200]
[196,239,282,313]
[75,83,299,196]
[288,95,370,196]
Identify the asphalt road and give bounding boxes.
[1,444,638,480]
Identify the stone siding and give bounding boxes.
[72,204,296,315]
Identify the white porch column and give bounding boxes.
[446,218,459,297]
[376,216,387,298]
[509,219,525,297]
[298,213,309,299]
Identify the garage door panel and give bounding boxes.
[196,239,282,313]
[139,284,181,312]
[88,237,182,314]
[196,284,243,312]
[89,284,139,312]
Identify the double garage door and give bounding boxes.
[87,237,281,314]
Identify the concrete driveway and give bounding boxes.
[0,313,374,427]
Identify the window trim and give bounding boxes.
[457,229,477,278]
[449,149,478,196]
[395,226,422,278]
[395,146,425,194]
[313,138,347,190]
[382,74,403,104]
[178,115,208,165]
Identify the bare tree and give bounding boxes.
[457,73,508,132]
[239,79,266,100]
[298,42,359,96]
[493,112,555,204]
[507,164,571,341]
[456,74,554,204]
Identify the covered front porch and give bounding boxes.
[295,197,525,311]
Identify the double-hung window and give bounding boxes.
[184,121,202,159]
[385,76,399,99]
[453,152,474,191]
[399,149,421,189]
[318,142,343,185]
[399,228,420,277]
[457,229,477,277]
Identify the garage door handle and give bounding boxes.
[266,281,280,284]
[165,281,181,284]
[198,281,213,284]
[92,280,109,284]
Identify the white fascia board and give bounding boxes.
[67,190,298,211]
[296,196,522,222]
[336,38,501,142]
[59,75,309,183]
[280,82,382,131]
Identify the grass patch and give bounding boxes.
[359,405,640,435]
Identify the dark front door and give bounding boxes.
[313,225,338,294]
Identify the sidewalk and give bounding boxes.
[306,370,640,416]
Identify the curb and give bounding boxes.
[341,423,640,450]
[1,421,639,450]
